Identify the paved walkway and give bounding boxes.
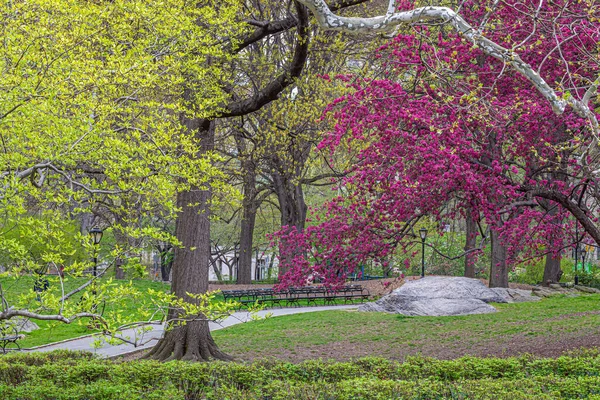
[29,305,358,358]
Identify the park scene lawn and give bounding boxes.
[212,294,600,363]
[2,0,600,398]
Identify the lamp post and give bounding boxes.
[574,223,579,285]
[419,228,427,278]
[581,247,587,276]
[89,227,103,277]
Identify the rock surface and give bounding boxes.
[489,287,541,303]
[2,317,39,334]
[14,317,39,333]
[359,276,502,316]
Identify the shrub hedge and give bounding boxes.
[1,350,600,399]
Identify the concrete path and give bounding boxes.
[29,305,358,358]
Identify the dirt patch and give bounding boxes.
[226,326,600,364]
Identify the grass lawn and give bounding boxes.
[213,294,600,362]
[0,276,171,348]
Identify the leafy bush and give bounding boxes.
[3,351,600,399]
[575,270,600,289]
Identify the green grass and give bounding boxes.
[213,294,600,361]
[0,276,171,348]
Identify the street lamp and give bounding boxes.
[574,242,579,285]
[89,227,103,277]
[419,228,427,278]
[581,247,587,275]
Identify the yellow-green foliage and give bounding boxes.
[0,1,247,329]
[0,0,246,268]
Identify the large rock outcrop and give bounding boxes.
[359,276,505,316]
[490,287,540,303]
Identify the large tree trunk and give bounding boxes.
[489,229,509,288]
[238,204,257,284]
[541,204,562,286]
[145,119,231,362]
[542,253,562,286]
[272,171,308,278]
[273,172,308,231]
[464,207,478,278]
[541,156,566,286]
[236,135,258,285]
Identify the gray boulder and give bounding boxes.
[2,317,39,334]
[490,287,540,303]
[359,276,503,316]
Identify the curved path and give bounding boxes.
[29,305,357,358]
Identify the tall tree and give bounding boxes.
[0,0,242,330]
[274,0,598,288]
[146,0,312,360]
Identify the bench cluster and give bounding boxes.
[222,285,370,309]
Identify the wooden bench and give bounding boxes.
[222,285,370,309]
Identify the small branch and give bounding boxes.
[59,260,114,303]
[0,309,104,325]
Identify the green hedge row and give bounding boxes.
[1,350,600,399]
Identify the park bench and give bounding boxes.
[221,285,370,309]
[0,325,24,353]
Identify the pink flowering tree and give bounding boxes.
[273,0,599,288]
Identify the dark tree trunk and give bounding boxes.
[145,119,231,362]
[541,200,562,286]
[542,253,562,286]
[238,204,257,284]
[540,158,566,287]
[209,256,223,282]
[489,229,509,288]
[273,172,308,231]
[464,207,478,278]
[115,258,125,280]
[272,170,308,278]
[159,248,173,282]
[236,135,258,285]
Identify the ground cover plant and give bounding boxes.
[3,350,600,399]
[212,294,600,362]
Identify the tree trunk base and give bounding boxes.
[143,320,233,362]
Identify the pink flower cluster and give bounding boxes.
[274,0,599,287]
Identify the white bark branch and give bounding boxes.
[0,309,103,325]
[296,0,598,137]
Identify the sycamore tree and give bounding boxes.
[274,0,599,287]
[145,0,381,361]
[0,0,243,340]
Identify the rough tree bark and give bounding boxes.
[145,119,231,362]
[543,253,562,286]
[274,174,308,231]
[272,167,308,277]
[489,228,509,288]
[235,135,258,285]
[464,207,478,278]
[238,194,257,284]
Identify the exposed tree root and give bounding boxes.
[144,320,233,362]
